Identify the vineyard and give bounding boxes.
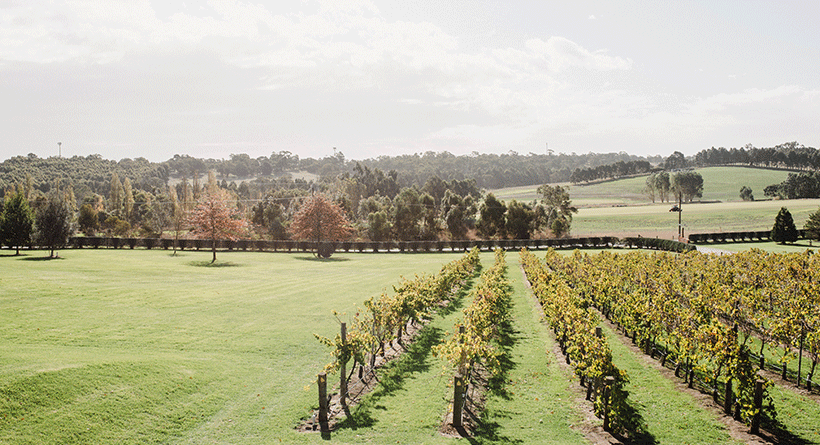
[524,247,820,442]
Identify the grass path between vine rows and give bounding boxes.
[463,259,589,444]
[601,322,747,445]
[325,251,592,444]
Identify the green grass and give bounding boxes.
[0,249,475,444]
[704,240,820,253]
[490,166,791,207]
[572,199,820,238]
[601,324,743,445]
[487,167,811,238]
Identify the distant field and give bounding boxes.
[490,166,790,206]
[573,199,820,238]
[489,167,811,238]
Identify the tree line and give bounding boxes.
[692,141,819,170]
[1,160,583,256]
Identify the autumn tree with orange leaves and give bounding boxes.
[187,187,248,263]
[290,194,354,258]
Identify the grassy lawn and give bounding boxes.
[704,240,820,253]
[0,249,475,444]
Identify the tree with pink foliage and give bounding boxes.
[186,188,248,263]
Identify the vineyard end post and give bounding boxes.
[751,380,764,434]
[318,372,329,432]
[453,374,464,428]
[603,376,615,432]
[340,322,348,406]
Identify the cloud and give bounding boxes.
[689,85,804,113]
[525,37,633,72]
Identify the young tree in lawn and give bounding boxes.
[771,207,798,244]
[1,191,35,255]
[169,188,186,255]
[35,191,72,258]
[290,194,354,258]
[186,188,248,263]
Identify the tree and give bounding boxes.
[771,207,798,244]
[537,184,578,235]
[109,173,123,217]
[186,188,249,263]
[550,215,571,237]
[367,210,392,241]
[77,203,99,235]
[645,174,656,202]
[654,171,671,202]
[1,191,35,255]
[804,207,820,241]
[251,196,289,240]
[477,193,506,238]
[35,191,72,258]
[122,177,134,221]
[505,200,535,239]
[671,171,703,202]
[664,151,688,170]
[392,188,424,241]
[169,189,185,254]
[739,186,754,202]
[290,194,354,257]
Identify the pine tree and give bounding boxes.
[771,207,798,244]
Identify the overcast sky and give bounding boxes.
[1,0,818,163]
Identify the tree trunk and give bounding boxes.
[212,239,217,263]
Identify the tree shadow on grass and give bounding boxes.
[187,260,241,267]
[20,255,65,261]
[294,255,351,262]
[467,314,522,444]
[335,325,445,430]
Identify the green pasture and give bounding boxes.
[489,167,811,238]
[491,167,790,207]
[572,199,820,238]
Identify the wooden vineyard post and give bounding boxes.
[340,322,348,406]
[318,372,329,432]
[453,374,464,428]
[751,380,764,434]
[724,378,733,416]
[797,328,804,388]
[603,376,615,432]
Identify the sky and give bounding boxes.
[1,0,818,163]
